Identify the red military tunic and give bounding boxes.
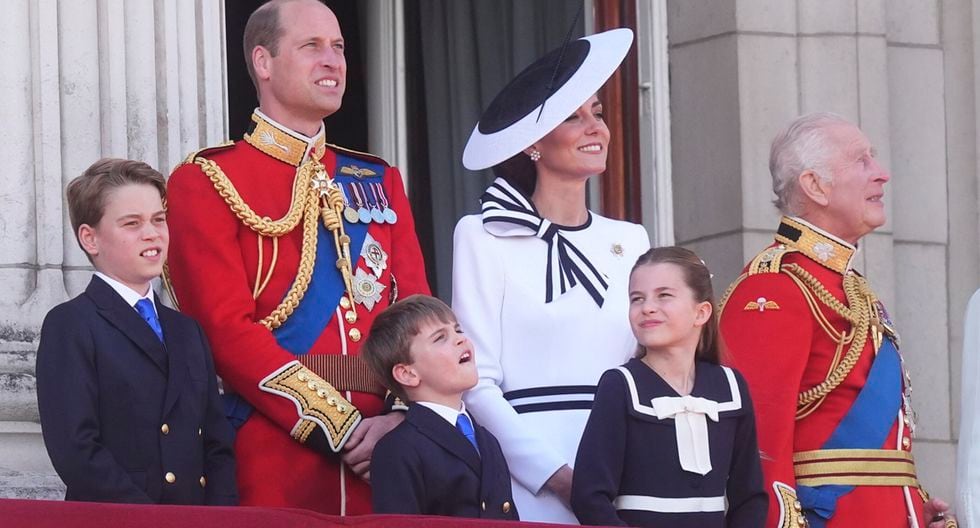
[719,216,926,527]
[166,111,429,514]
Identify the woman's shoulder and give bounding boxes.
[453,213,496,245]
[588,212,649,242]
[454,212,483,232]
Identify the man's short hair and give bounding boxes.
[769,112,852,214]
[243,0,297,90]
[66,158,166,259]
[361,295,457,402]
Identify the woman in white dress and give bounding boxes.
[452,28,650,524]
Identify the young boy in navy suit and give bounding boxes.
[35,158,237,505]
[362,295,518,519]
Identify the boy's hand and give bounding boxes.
[341,412,405,481]
[544,464,573,505]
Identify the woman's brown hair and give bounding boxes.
[630,246,721,364]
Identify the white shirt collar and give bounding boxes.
[416,400,472,426]
[95,272,155,313]
[253,108,326,162]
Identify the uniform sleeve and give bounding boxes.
[35,306,153,503]
[719,272,811,526]
[370,432,425,514]
[453,216,567,494]
[957,289,980,526]
[725,370,768,527]
[570,370,628,526]
[384,165,430,299]
[167,162,356,454]
[196,322,238,505]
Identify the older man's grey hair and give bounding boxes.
[769,112,852,214]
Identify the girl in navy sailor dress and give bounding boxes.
[571,247,767,527]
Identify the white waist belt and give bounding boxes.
[614,494,725,513]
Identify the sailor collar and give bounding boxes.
[244,109,326,166]
[775,216,858,274]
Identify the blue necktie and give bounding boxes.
[455,413,479,454]
[135,298,164,342]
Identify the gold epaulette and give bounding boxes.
[747,245,797,275]
[327,142,391,167]
[260,361,362,452]
[718,245,798,314]
[180,141,235,166]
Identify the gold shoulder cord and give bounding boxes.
[193,146,357,330]
[783,263,875,418]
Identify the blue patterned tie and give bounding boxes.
[135,298,164,342]
[455,413,479,454]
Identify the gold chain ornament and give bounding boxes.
[194,146,358,329]
[785,264,873,410]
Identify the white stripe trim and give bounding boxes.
[614,494,725,513]
[506,393,595,407]
[615,365,742,417]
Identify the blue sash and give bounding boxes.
[797,337,903,527]
[223,153,381,428]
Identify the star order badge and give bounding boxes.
[362,235,388,278]
[353,267,385,311]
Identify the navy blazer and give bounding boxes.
[35,275,237,505]
[371,403,519,520]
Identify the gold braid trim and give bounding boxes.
[193,156,311,236]
[194,150,356,330]
[783,263,873,410]
[260,194,320,329]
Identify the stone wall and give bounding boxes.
[0,0,226,499]
[667,0,980,504]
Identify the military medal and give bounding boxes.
[373,182,398,224]
[362,236,389,277]
[349,182,372,224]
[365,183,385,224]
[353,267,385,311]
[339,183,360,223]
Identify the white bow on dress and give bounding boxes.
[650,395,719,476]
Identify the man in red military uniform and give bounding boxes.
[719,113,953,527]
[165,0,429,514]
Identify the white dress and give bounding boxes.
[452,212,650,523]
[957,288,980,527]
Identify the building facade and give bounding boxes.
[0,0,974,511]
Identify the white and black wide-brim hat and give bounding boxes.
[462,28,634,171]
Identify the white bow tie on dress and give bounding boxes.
[650,395,719,476]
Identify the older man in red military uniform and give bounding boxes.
[719,113,953,527]
[165,0,429,515]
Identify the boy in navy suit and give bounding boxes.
[362,295,518,519]
[35,158,237,505]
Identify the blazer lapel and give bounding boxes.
[157,302,187,417]
[86,276,168,373]
[408,405,481,475]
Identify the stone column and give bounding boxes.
[0,0,226,499]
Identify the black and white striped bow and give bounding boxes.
[480,178,609,307]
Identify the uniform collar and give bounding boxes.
[775,216,857,274]
[243,108,326,166]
